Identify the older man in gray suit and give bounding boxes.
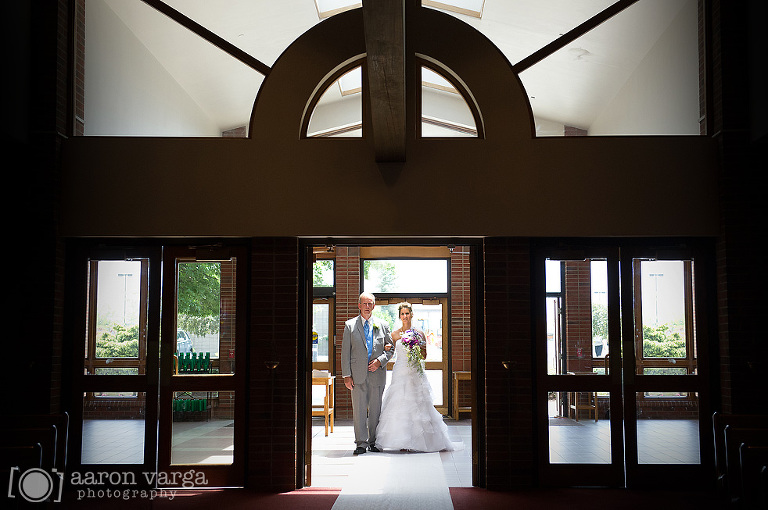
[341,292,394,455]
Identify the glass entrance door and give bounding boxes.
[72,248,161,485]
[536,242,712,488]
[622,248,712,487]
[157,245,247,488]
[538,250,623,486]
[375,298,449,414]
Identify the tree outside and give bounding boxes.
[95,261,223,358]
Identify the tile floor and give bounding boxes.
[81,418,234,465]
[81,419,145,464]
[548,417,701,464]
[170,419,234,465]
[310,418,473,488]
[80,417,700,476]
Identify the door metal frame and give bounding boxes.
[534,238,716,489]
[64,242,162,487]
[535,244,625,487]
[298,238,483,488]
[157,244,248,488]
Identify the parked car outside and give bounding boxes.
[177,329,194,353]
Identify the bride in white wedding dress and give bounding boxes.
[375,302,462,453]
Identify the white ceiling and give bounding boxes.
[100,0,692,133]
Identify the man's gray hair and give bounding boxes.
[358,292,376,304]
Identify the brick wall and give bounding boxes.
[219,259,237,376]
[332,246,360,419]
[564,261,593,374]
[635,398,700,420]
[248,238,299,491]
[83,394,146,420]
[710,0,766,413]
[451,248,473,412]
[483,238,533,489]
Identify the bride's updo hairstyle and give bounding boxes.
[397,302,413,315]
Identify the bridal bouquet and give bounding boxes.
[400,329,425,374]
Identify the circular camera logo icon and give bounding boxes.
[18,468,54,503]
[8,467,62,503]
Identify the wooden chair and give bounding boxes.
[452,371,471,420]
[566,373,597,422]
[568,391,598,422]
[312,375,335,436]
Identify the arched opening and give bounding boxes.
[306,65,364,138]
[420,64,480,137]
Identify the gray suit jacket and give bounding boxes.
[341,315,394,385]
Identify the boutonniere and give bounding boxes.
[372,323,379,331]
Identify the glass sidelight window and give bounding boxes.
[312,301,333,370]
[635,260,697,377]
[312,257,335,372]
[84,259,148,376]
[174,260,237,375]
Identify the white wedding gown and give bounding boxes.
[375,340,462,452]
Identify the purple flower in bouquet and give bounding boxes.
[401,329,419,348]
[400,329,425,374]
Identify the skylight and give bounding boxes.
[315,0,362,20]
[422,67,458,94]
[338,67,362,96]
[422,0,484,19]
[420,66,477,137]
[306,66,363,138]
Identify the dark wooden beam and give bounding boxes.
[362,0,406,162]
[512,0,640,73]
[140,0,271,76]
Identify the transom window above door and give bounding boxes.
[362,258,448,294]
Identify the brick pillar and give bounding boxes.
[333,246,360,419]
[248,238,299,491]
[710,0,767,413]
[213,259,236,419]
[451,247,472,412]
[564,261,593,374]
[483,238,533,489]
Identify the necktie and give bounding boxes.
[364,320,373,361]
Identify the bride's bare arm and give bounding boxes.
[387,328,401,351]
